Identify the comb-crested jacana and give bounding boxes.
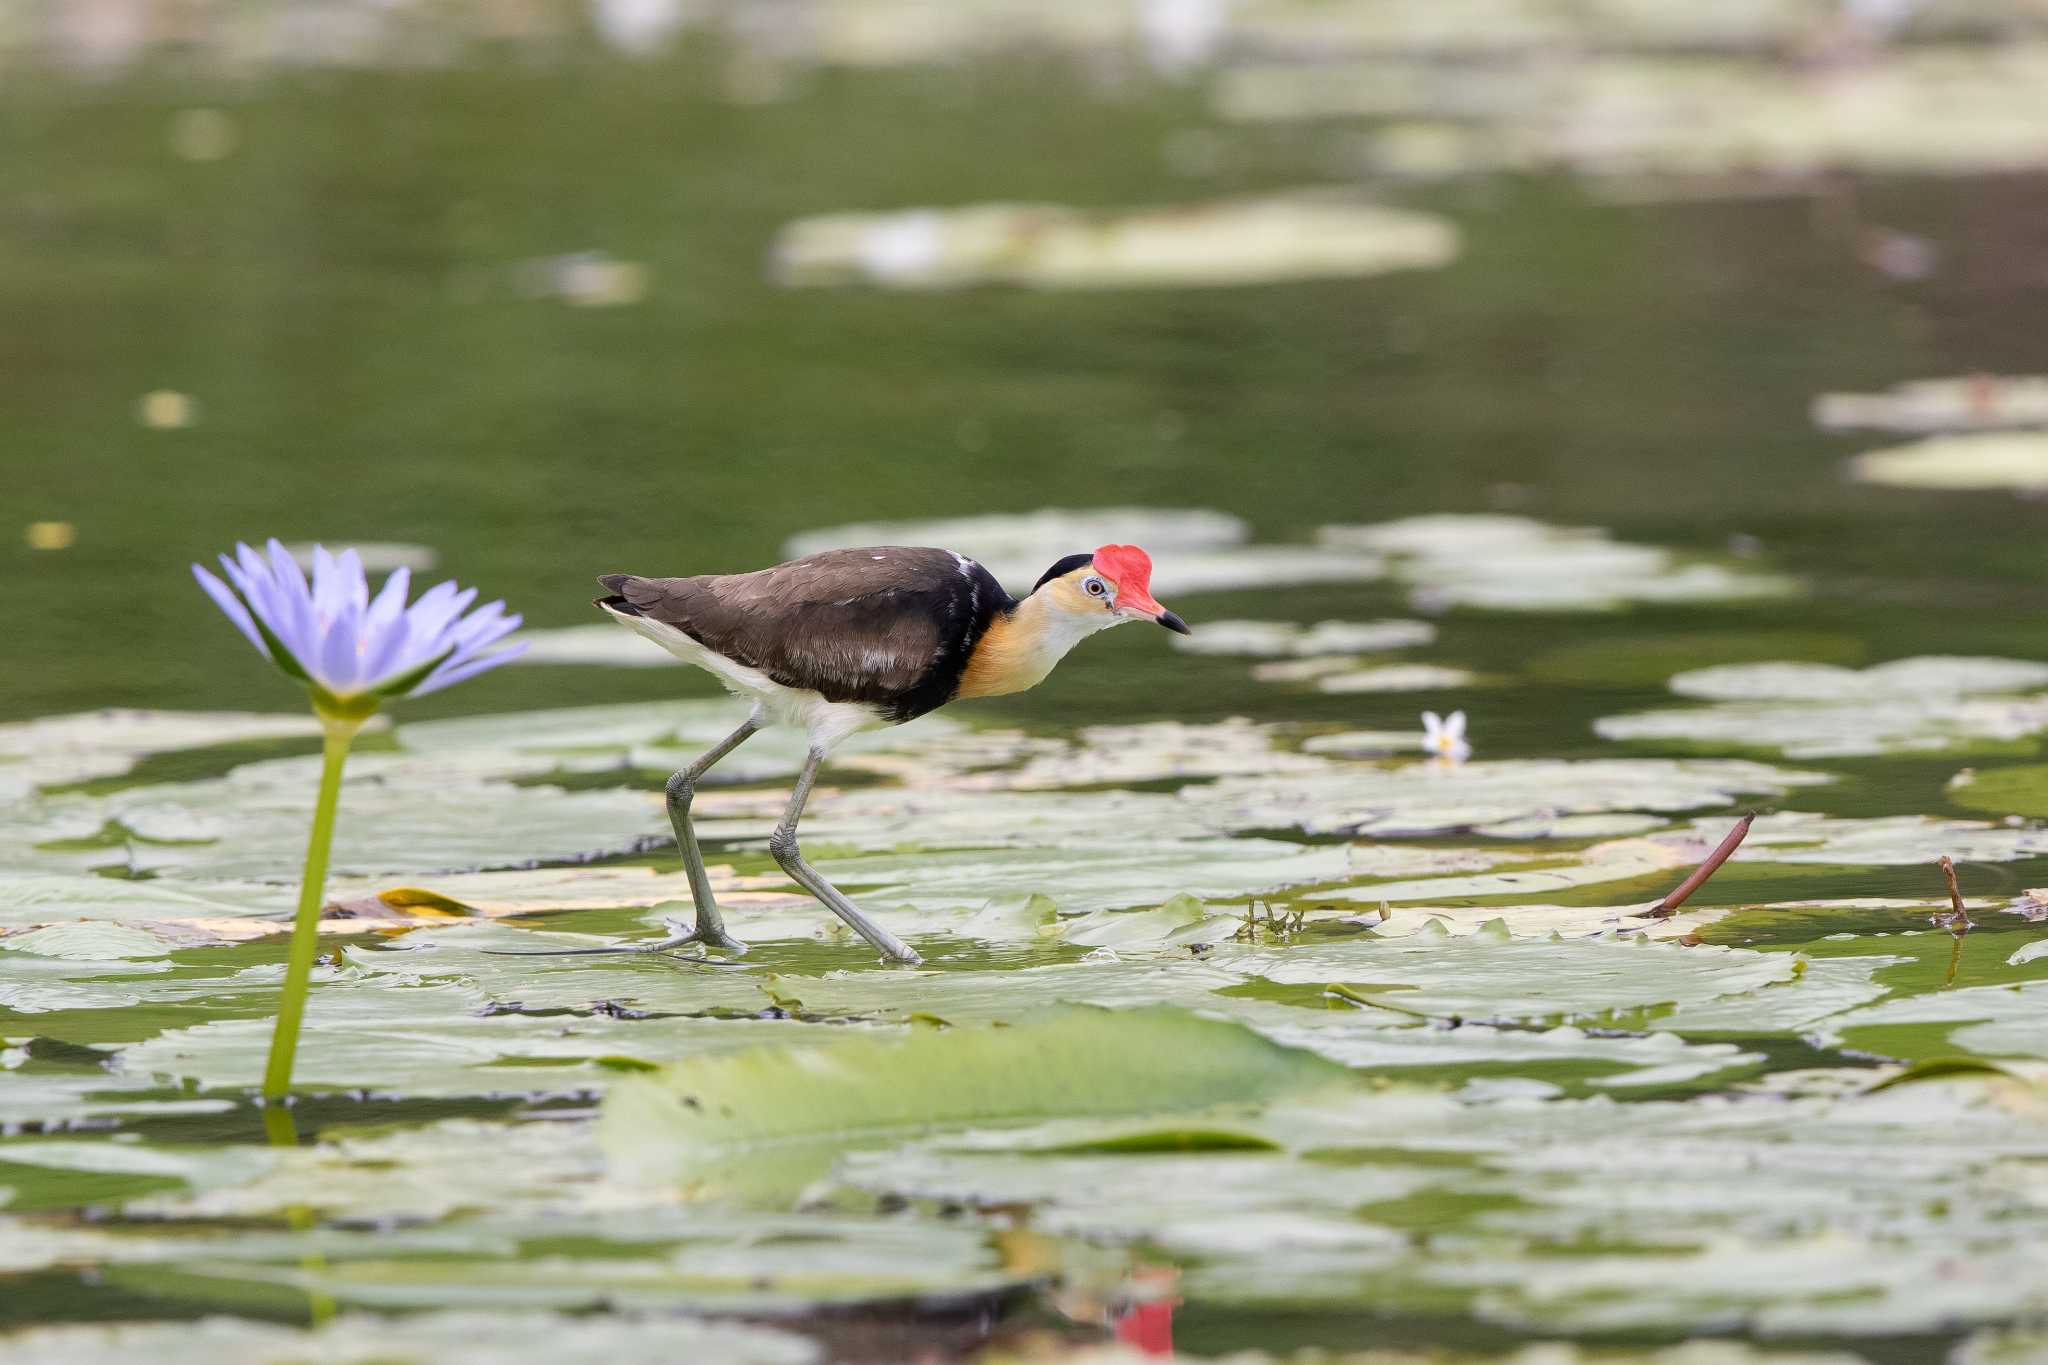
[594,542,1189,966]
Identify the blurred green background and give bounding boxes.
[9,0,2048,742]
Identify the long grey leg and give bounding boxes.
[655,716,761,954]
[770,750,922,966]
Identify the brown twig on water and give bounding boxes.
[1937,854,1974,935]
[1637,813,1755,920]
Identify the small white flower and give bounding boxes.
[1420,709,1471,765]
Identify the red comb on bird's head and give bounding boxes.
[1091,544,1153,598]
[1090,543,1189,633]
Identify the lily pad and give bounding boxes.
[509,623,691,667]
[1654,810,2048,866]
[1319,515,1796,613]
[0,1312,819,1365]
[1222,934,1798,1026]
[1672,656,2048,702]
[113,973,808,1098]
[1599,658,2048,760]
[785,507,1384,597]
[1814,375,2048,433]
[1849,430,2048,493]
[1312,664,1482,694]
[1172,619,1436,658]
[1597,694,2048,760]
[2,757,663,882]
[1817,981,2048,1063]
[1948,764,2048,819]
[769,193,1459,292]
[600,1006,1353,1197]
[1184,757,1826,837]
[0,710,341,801]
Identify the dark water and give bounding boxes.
[9,54,2048,737]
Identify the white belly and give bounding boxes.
[604,606,888,753]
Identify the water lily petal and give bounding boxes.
[403,582,478,658]
[196,541,523,707]
[359,567,415,684]
[336,547,369,612]
[189,564,265,657]
[443,601,520,657]
[262,538,317,658]
[410,639,527,696]
[318,596,366,694]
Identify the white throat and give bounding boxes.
[957,592,1124,699]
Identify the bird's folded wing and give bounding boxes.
[613,546,967,704]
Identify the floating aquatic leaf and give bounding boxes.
[1061,894,1236,947]
[1312,664,1481,694]
[812,838,1352,920]
[2,756,664,882]
[1171,618,1436,658]
[600,1006,1353,1197]
[1849,430,2048,493]
[0,1072,236,1128]
[770,194,1459,292]
[0,870,293,937]
[1814,375,2048,433]
[1226,934,1798,1026]
[1817,981,2048,1064]
[125,1116,593,1222]
[1219,47,2048,183]
[184,1212,1020,1315]
[1673,656,2048,702]
[113,974,805,1098]
[0,709,341,801]
[1598,694,2048,760]
[323,863,801,919]
[1184,757,1825,837]
[785,507,1382,596]
[1475,812,1667,839]
[1319,515,1796,613]
[1305,834,1689,908]
[1955,1326,2048,1365]
[1237,999,1758,1089]
[0,1311,818,1365]
[1654,810,2048,866]
[1651,956,1900,1032]
[748,957,1250,1027]
[0,1138,269,1210]
[509,623,689,667]
[964,718,1335,790]
[0,920,183,959]
[1299,729,1428,757]
[1947,764,2048,819]
[1598,657,2048,759]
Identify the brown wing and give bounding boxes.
[601,546,985,708]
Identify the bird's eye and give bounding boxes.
[1083,576,1109,598]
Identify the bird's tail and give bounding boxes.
[594,573,642,615]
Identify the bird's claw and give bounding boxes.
[655,916,749,956]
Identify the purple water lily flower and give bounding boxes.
[193,539,524,716]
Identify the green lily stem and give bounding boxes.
[261,713,363,1103]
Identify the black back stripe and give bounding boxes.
[891,559,1012,723]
